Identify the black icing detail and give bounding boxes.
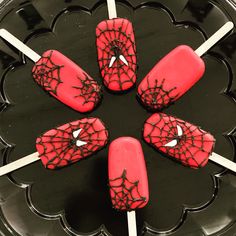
[32,51,63,95]
[138,77,179,111]
[72,73,102,106]
[109,169,146,211]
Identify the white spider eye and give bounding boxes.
[109,56,116,68]
[164,139,178,147]
[119,55,128,66]
[72,129,87,147]
[177,125,183,137]
[73,128,82,138]
[76,140,87,147]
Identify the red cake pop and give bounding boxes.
[109,137,149,236]
[0,117,108,174]
[143,113,236,172]
[0,29,101,113]
[138,22,234,110]
[96,0,136,91]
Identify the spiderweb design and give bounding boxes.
[143,113,215,168]
[72,73,101,107]
[32,51,63,95]
[138,77,179,111]
[109,170,147,211]
[36,118,109,170]
[96,18,137,91]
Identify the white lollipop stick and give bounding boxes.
[209,152,236,172]
[195,21,234,57]
[0,152,40,176]
[127,211,137,236]
[0,28,41,62]
[107,0,117,19]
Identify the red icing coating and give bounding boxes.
[143,113,215,168]
[32,50,101,113]
[138,45,205,110]
[96,18,137,91]
[36,117,108,169]
[108,137,149,211]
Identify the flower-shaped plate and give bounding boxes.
[0,0,235,235]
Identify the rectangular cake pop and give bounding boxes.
[0,29,101,113]
[96,0,137,91]
[143,113,236,172]
[138,22,234,110]
[0,117,108,175]
[109,137,149,236]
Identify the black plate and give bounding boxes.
[0,0,236,235]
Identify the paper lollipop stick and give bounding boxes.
[143,113,236,172]
[0,118,108,175]
[0,29,101,113]
[106,0,117,19]
[195,22,234,56]
[138,22,234,111]
[108,137,149,236]
[127,211,137,236]
[96,0,137,91]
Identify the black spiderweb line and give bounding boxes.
[32,50,64,95]
[37,119,108,169]
[72,73,101,106]
[138,77,179,110]
[96,19,137,90]
[144,114,215,168]
[109,169,147,211]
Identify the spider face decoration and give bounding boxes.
[96,18,137,91]
[72,128,88,147]
[143,113,215,168]
[36,117,109,169]
[32,50,102,113]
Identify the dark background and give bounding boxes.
[0,0,235,235]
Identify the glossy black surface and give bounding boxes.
[0,0,235,235]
